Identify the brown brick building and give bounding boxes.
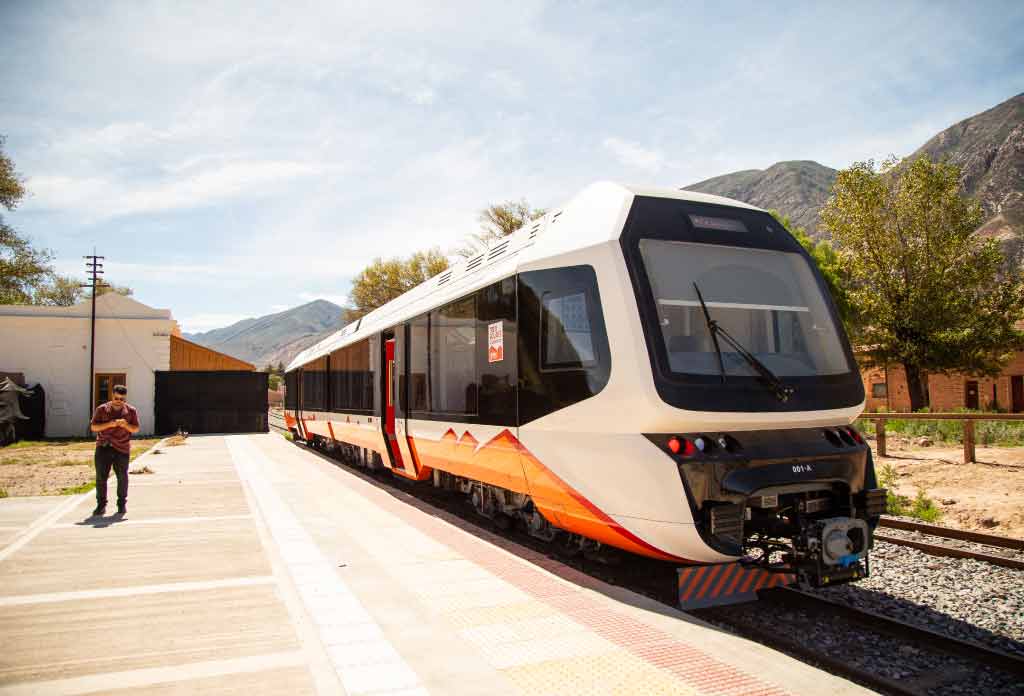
[862,354,1024,412]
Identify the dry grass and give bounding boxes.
[0,438,161,497]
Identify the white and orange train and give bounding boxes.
[284,182,885,587]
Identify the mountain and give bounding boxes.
[684,161,838,237]
[682,93,1024,242]
[905,93,1024,239]
[185,299,345,369]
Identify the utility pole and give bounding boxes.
[83,252,109,433]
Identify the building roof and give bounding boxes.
[0,292,174,321]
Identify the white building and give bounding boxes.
[0,294,178,437]
[2,293,260,439]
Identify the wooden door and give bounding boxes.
[1012,376,1024,413]
[94,373,127,410]
[965,380,979,410]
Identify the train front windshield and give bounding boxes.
[638,239,851,378]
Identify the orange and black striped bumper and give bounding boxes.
[678,563,794,609]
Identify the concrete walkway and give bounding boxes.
[0,434,877,695]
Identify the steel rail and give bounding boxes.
[761,587,1024,678]
[874,533,1024,571]
[692,604,923,696]
[878,517,1024,550]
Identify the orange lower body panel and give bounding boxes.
[320,420,685,562]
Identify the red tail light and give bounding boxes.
[667,437,698,457]
[847,426,864,444]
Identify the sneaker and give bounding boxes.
[117,503,126,515]
[92,505,106,517]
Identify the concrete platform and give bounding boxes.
[0,434,877,695]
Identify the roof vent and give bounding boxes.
[529,222,541,240]
[466,255,484,272]
[437,271,452,286]
[551,211,562,223]
[487,241,510,261]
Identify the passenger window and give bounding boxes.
[542,290,596,370]
[425,296,478,415]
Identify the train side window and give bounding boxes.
[429,296,478,415]
[541,290,596,370]
[301,356,327,410]
[285,370,298,410]
[518,265,611,425]
[409,314,430,411]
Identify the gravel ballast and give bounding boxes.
[810,540,1024,657]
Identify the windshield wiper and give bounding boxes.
[693,282,795,403]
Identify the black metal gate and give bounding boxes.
[155,371,268,435]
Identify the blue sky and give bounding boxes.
[2,1,1022,332]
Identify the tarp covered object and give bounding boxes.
[0,377,34,446]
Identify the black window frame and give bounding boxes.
[540,289,599,371]
[619,195,864,413]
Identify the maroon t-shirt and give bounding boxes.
[91,401,139,455]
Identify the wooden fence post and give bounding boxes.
[963,420,976,464]
[875,419,886,457]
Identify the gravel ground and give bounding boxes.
[810,541,1024,657]
[876,524,1024,561]
[705,600,1024,695]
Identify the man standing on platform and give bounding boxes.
[89,384,140,516]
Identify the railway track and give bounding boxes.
[694,587,1024,696]
[287,436,1024,696]
[875,517,1024,571]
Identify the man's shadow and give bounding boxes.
[75,512,127,528]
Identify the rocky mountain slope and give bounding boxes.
[906,93,1023,239]
[684,160,837,237]
[184,299,345,369]
[682,93,1024,242]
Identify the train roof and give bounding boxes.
[286,182,762,372]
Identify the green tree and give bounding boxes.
[95,282,133,298]
[1,136,54,304]
[268,374,282,391]
[33,274,82,306]
[345,248,449,321]
[768,211,856,331]
[821,156,1024,411]
[455,199,546,258]
[32,275,133,306]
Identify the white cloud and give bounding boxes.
[26,160,339,219]
[602,137,665,172]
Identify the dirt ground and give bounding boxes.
[0,438,162,497]
[871,434,1024,539]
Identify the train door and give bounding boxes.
[392,324,420,477]
[296,367,307,440]
[381,335,406,470]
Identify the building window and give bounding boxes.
[871,382,887,398]
[94,373,127,409]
